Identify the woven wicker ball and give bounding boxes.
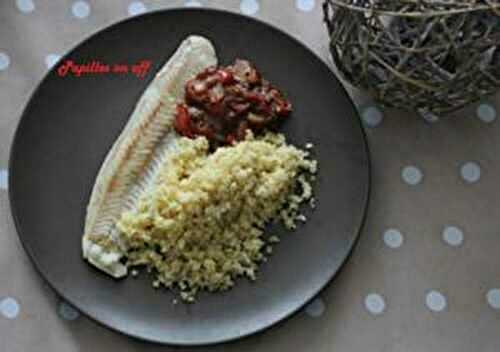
[322,0,500,117]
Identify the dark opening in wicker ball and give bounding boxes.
[323,0,500,117]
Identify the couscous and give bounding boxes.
[116,132,317,301]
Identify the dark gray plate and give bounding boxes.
[9,8,369,346]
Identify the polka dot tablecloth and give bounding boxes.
[1,1,499,351]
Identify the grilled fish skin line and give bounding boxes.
[82,36,218,278]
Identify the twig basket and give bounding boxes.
[322,0,500,117]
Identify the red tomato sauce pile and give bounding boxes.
[174,59,292,145]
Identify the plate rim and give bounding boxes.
[8,7,371,346]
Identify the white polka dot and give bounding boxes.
[486,289,500,309]
[364,293,385,315]
[402,165,423,185]
[460,162,481,183]
[305,297,325,317]
[425,290,447,312]
[0,52,10,71]
[128,1,146,16]
[296,0,315,12]
[361,106,383,127]
[240,0,259,15]
[16,0,35,13]
[0,169,8,190]
[476,104,496,123]
[58,301,80,321]
[0,297,20,319]
[184,0,203,7]
[383,229,403,249]
[45,54,61,69]
[72,1,90,19]
[442,226,464,247]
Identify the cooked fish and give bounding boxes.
[82,36,218,278]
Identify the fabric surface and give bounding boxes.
[1,1,499,351]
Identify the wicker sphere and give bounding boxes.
[323,0,500,117]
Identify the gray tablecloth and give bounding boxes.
[1,1,499,351]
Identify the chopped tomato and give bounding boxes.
[275,101,292,117]
[225,134,236,145]
[174,104,193,138]
[177,60,292,145]
[217,69,234,85]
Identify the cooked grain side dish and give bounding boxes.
[116,132,316,301]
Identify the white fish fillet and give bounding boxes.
[82,36,218,278]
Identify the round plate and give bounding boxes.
[9,9,369,346]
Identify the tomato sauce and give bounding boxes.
[174,59,292,145]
